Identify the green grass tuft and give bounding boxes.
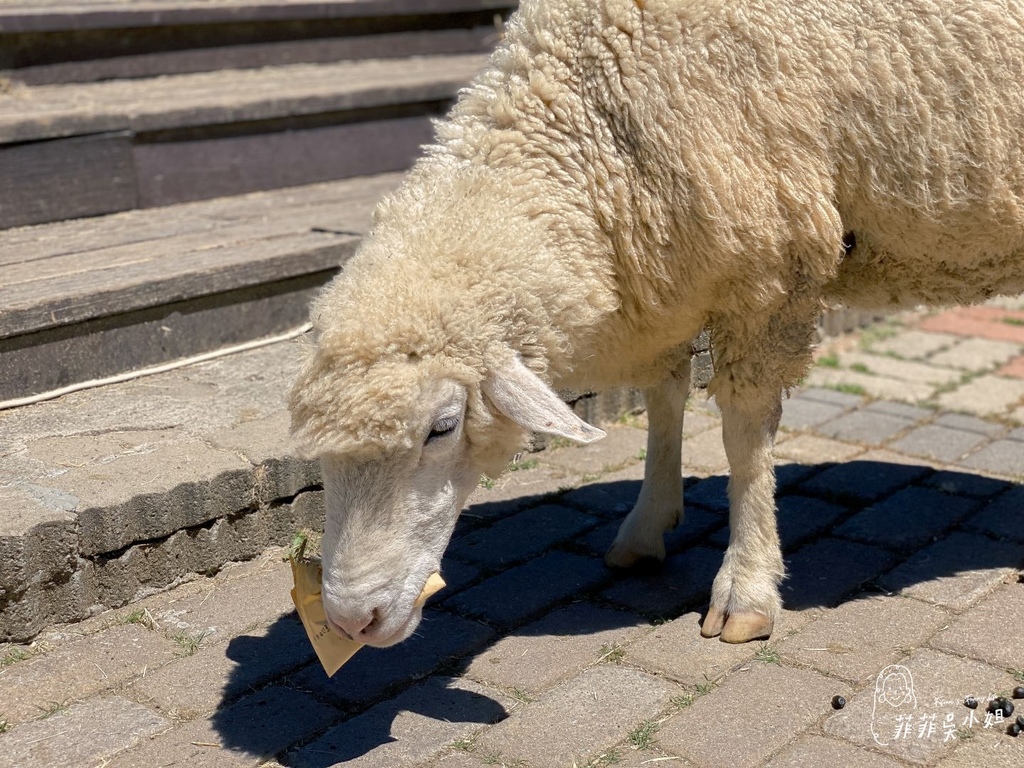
[170,630,210,658]
[37,700,68,719]
[598,643,626,663]
[827,383,867,396]
[755,643,781,664]
[626,719,660,749]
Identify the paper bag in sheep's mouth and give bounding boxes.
[288,531,445,676]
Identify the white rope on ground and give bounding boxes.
[0,322,313,412]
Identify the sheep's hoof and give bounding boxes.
[701,606,773,642]
[604,539,665,570]
[700,605,727,638]
[721,612,774,644]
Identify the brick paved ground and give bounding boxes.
[3,302,1024,768]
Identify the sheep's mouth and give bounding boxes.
[326,605,423,648]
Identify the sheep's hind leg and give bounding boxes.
[701,392,784,643]
[605,357,691,568]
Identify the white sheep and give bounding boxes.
[290,0,1024,646]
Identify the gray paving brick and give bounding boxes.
[658,662,850,768]
[869,330,957,359]
[579,505,724,559]
[463,464,572,521]
[540,426,648,474]
[473,665,679,768]
[145,560,295,644]
[128,616,315,720]
[796,387,867,408]
[424,754,495,768]
[0,488,84,642]
[776,461,823,491]
[807,367,937,402]
[847,353,964,387]
[0,624,175,725]
[109,685,340,768]
[835,486,979,552]
[685,475,730,512]
[775,434,864,464]
[208,411,321,502]
[683,408,722,437]
[799,459,931,504]
[777,595,948,683]
[445,552,609,628]
[560,463,644,518]
[933,412,1007,436]
[780,397,847,431]
[815,409,916,446]
[601,547,722,619]
[624,610,758,685]
[824,649,1011,765]
[290,609,495,709]
[864,399,936,422]
[464,603,649,695]
[439,556,482,596]
[889,424,990,463]
[55,440,254,557]
[448,504,600,568]
[965,484,1024,542]
[764,734,907,768]
[709,494,849,552]
[0,695,168,768]
[682,426,731,475]
[878,532,1024,611]
[88,491,323,610]
[960,439,1024,477]
[937,375,1024,418]
[287,677,510,768]
[929,582,1024,671]
[928,336,1023,370]
[923,470,1012,499]
[781,538,897,611]
[932,725,1024,767]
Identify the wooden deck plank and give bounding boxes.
[0,230,358,336]
[0,1,514,32]
[8,27,500,86]
[133,112,435,206]
[0,131,138,229]
[0,53,488,143]
[0,172,405,337]
[0,171,400,266]
[4,204,369,287]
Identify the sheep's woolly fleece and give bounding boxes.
[293,0,1024,451]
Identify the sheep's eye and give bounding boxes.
[426,416,460,444]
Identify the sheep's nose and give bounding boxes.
[326,606,382,641]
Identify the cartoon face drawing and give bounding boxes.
[871,664,918,746]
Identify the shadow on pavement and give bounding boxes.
[210,459,1023,763]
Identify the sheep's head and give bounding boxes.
[289,346,604,647]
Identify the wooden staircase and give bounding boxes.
[0,0,513,403]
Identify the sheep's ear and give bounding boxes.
[482,356,606,444]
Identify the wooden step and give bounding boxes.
[0,1,512,85]
[0,53,488,227]
[0,172,404,401]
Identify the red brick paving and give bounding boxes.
[996,355,1024,379]
[917,306,1024,343]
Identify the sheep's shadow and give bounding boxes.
[210,459,1023,764]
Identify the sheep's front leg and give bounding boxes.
[605,357,691,568]
[700,393,784,643]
